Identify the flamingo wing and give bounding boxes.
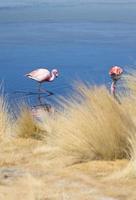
[26,68,50,82]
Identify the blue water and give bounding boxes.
[0,1,136,105]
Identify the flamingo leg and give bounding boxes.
[37,83,42,105]
[38,82,41,93]
[37,83,53,96]
[111,80,116,96]
[111,80,121,104]
[37,82,53,112]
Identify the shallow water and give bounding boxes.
[0,1,136,105]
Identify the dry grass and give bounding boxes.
[113,73,136,179]
[0,95,11,139]
[0,74,136,199]
[45,84,135,163]
[15,106,45,140]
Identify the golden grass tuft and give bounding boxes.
[45,84,136,163]
[0,95,11,139]
[1,76,136,198]
[15,106,45,140]
[112,72,136,178]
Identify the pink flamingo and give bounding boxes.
[109,66,123,96]
[25,68,59,94]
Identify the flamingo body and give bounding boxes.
[109,66,123,96]
[25,68,59,113]
[25,68,59,83]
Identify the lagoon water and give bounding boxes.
[0,1,136,104]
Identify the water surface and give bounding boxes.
[0,1,136,104]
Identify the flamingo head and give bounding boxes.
[109,66,123,81]
[52,69,59,78]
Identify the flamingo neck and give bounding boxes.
[48,71,55,81]
[111,81,116,96]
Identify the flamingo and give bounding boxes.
[109,66,123,96]
[25,68,59,95]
